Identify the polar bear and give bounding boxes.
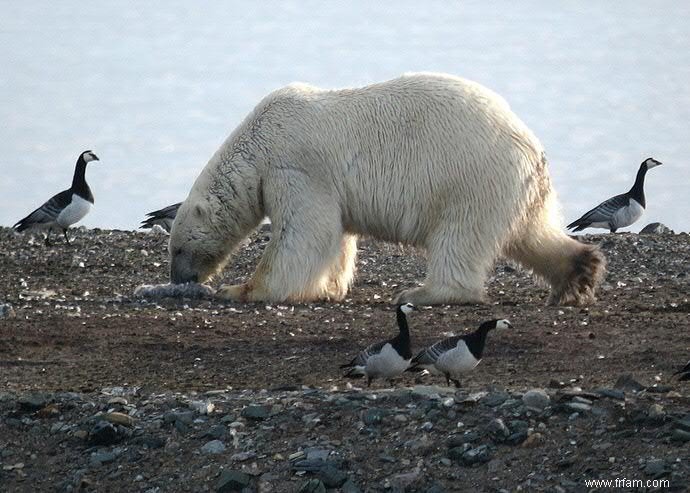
[170,73,605,306]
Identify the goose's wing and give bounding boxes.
[340,340,387,368]
[567,194,629,229]
[140,202,181,230]
[14,190,71,231]
[412,336,462,366]
[145,202,182,219]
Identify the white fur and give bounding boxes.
[57,194,91,228]
[170,73,604,305]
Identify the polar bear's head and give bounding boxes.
[169,196,229,284]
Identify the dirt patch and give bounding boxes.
[0,227,688,491]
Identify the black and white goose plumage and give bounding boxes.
[340,303,415,386]
[567,157,662,233]
[140,202,181,233]
[674,360,690,382]
[408,319,512,388]
[13,150,99,245]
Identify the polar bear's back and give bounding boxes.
[248,73,550,245]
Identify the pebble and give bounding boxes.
[522,389,550,411]
[461,445,493,465]
[105,412,134,427]
[482,391,510,407]
[595,388,625,400]
[18,393,49,411]
[614,374,645,392]
[0,303,16,319]
[90,450,116,467]
[564,402,591,412]
[241,405,270,420]
[318,465,348,488]
[200,440,226,455]
[643,458,667,478]
[362,408,385,426]
[340,479,362,493]
[298,479,326,493]
[89,421,121,445]
[670,429,690,443]
[216,469,251,492]
[487,418,510,441]
[646,404,665,425]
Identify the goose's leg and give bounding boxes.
[63,229,71,244]
[451,378,462,388]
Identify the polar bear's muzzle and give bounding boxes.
[170,253,199,284]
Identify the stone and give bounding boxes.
[643,459,667,478]
[201,439,226,455]
[134,436,166,449]
[298,479,326,493]
[564,402,591,412]
[646,404,666,425]
[241,405,269,420]
[639,222,674,235]
[521,432,544,448]
[462,445,492,465]
[204,424,227,440]
[487,418,510,442]
[89,421,121,446]
[670,429,690,443]
[230,451,256,462]
[0,303,16,319]
[189,400,215,415]
[506,430,529,445]
[216,470,251,492]
[90,450,116,467]
[614,374,645,392]
[674,416,690,432]
[595,388,625,400]
[448,431,480,447]
[522,389,550,411]
[362,408,385,426]
[318,465,348,488]
[105,412,134,427]
[341,479,362,493]
[18,393,49,411]
[482,391,510,407]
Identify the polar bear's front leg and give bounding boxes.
[218,192,345,303]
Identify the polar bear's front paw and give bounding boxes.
[216,283,250,302]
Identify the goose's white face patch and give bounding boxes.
[364,343,411,379]
[83,151,98,163]
[435,340,480,376]
[57,194,92,228]
[644,158,662,169]
[496,319,512,330]
[400,303,415,314]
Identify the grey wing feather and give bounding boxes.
[14,191,69,230]
[576,194,629,224]
[343,340,387,368]
[413,336,462,365]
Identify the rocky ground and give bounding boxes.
[0,226,688,492]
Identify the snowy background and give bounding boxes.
[1,1,688,231]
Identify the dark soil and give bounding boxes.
[0,226,688,492]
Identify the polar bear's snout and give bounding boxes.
[170,249,199,284]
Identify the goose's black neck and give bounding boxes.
[628,163,648,207]
[392,307,412,359]
[463,324,493,360]
[71,156,94,202]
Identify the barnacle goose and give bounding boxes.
[140,202,181,233]
[13,150,99,245]
[408,319,512,387]
[340,303,415,386]
[567,157,661,233]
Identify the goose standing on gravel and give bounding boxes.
[13,150,99,245]
[674,360,690,381]
[340,303,415,386]
[408,319,512,388]
[567,157,662,233]
[140,202,181,233]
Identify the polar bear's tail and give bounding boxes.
[505,191,606,306]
